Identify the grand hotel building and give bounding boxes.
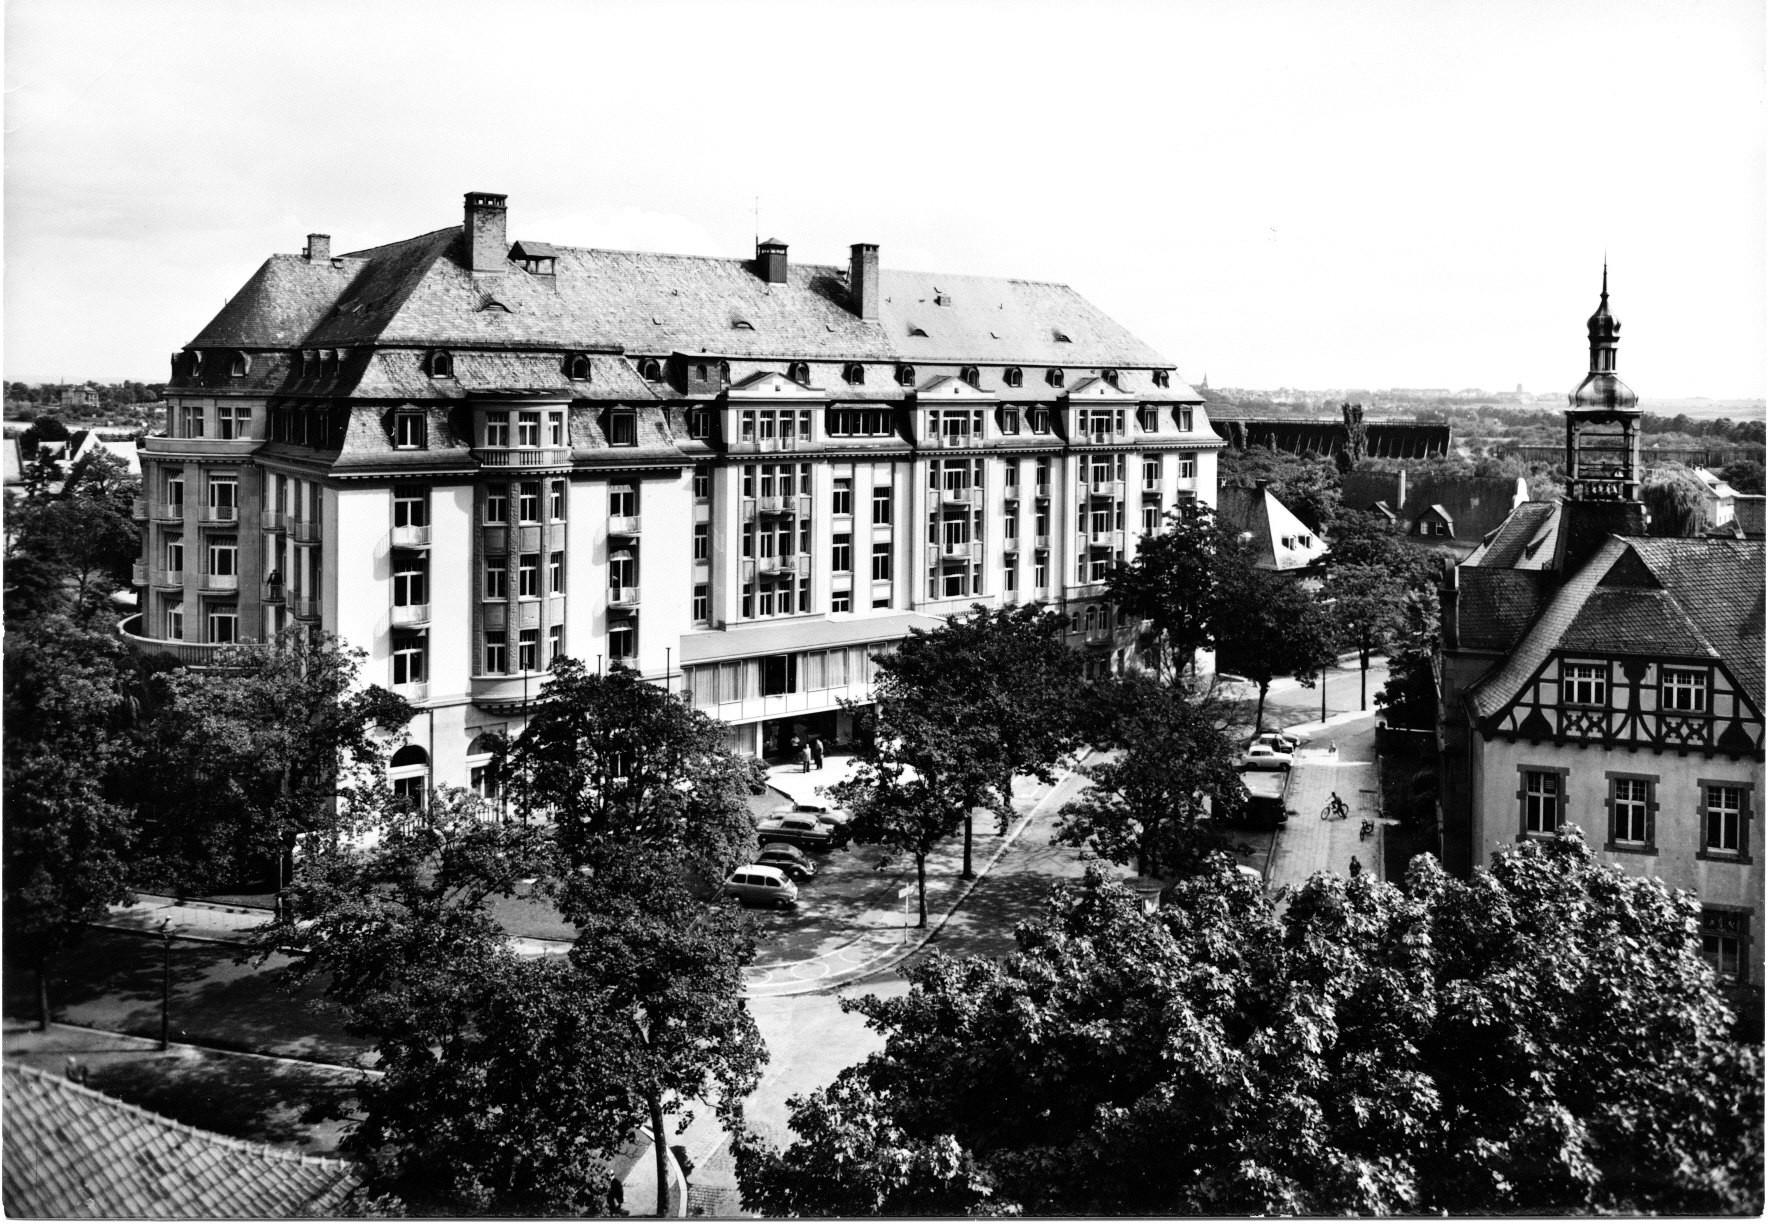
[126,192,1219,797]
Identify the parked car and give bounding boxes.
[757,841,818,880]
[756,814,844,849]
[1238,743,1293,770]
[722,864,800,909]
[1250,730,1305,754]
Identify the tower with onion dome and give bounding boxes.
[1564,265,1643,503]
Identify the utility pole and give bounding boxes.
[158,920,172,1051]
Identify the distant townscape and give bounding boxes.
[3,194,1761,1218]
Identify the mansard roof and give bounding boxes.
[184,226,1191,387]
[1466,536,1766,721]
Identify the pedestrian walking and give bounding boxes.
[605,1172,624,1215]
[800,742,813,773]
[1348,855,1362,878]
[810,736,824,770]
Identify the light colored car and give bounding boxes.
[1251,731,1304,754]
[757,841,818,880]
[756,814,843,849]
[1239,743,1294,770]
[722,864,800,909]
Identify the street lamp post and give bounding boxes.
[158,919,172,1051]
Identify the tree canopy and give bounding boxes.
[737,835,1762,1216]
[1105,498,1227,677]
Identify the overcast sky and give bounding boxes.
[5,0,1764,398]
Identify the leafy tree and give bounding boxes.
[3,616,138,1028]
[19,414,70,455]
[1052,673,1247,878]
[497,659,759,891]
[128,631,412,892]
[855,603,1084,878]
[1219,444,1342,533]
[740,836,1762,1216]
[3,448,140,626]
[1214,551,1337,732]
[1720,458,1765,495]
[1375,585,1440,729]
[1643,464,1710,537]
[1324,563,1408,710]
[832,746,966,929]
[1105,499,1229,678]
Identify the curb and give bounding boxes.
[751,753,1092,998]
[4,1019,379,1076]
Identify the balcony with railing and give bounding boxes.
[150,568,183,588]
[608,515,642,538]
[151,502,185,522]
[470,671,554,707]
[756,553,803,575]
[117,614,229,668]
[391,523,432,548]
[292,594,322,620]
[143,434,259,459]
[131,560,147,586]
[1085,478,1125,499]
[198,504,241,525]
[292,519,322,544]
[1085,529,1125,551]
[261,510,288,533]
[939,486,978,507]
[473,447,572,469]
[392,681,430,703]
[757,496,802,517]
[391,602,431,627]
[608,585,642,610]
[130,497,148,521]
[1033,534,1051,550]
[940,540,974,559]
[1034,483,1052,499]
[262,582,285,604]
[200,571,240,593]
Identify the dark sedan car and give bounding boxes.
[756,814,844,849]
[757,841,818,880]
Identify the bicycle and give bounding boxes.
[1320,793,1349,822]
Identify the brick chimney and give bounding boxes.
[303,234,330,263]
[756,238,788,285]
[465,192,509,274]
[850,243,879,321]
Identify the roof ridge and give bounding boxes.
[4,1062,359,1172]
[338,225,460,260]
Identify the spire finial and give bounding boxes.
[1601,258,1608,304]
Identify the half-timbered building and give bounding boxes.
[1438,272,1766,985]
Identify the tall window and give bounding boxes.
[608,411,637,446]
[1179,456,1197,480]
[1563,662,1607,707]
[1703,785,1748,856]
[518,482,541,523]
[833,478,853,515]
[517,412,541,448]
[693,523,709,562]
[609,623,636,660]
[208,477,238,520]
[1034,552,1048,589]
[518,627,539,671]
[394,488,427,529]
[693,584,710,625]
[548,412,566,447]
[484,562,508,600]
[166,474,185,509]
[549,624,565,663]
[484,412,510,448]
[693,466,711,500]
[872,542,892,582]
[1137,405,1158,432]
[550,479,567,520]
[518,553,540,598]
[549,551,566,593]
[1143,458,1161,490]
[207,603,239,644]
[208,536,238,578]
[832,533,853,573]
[609,551,637,593]
[392,632,426,685]
[165,535,184,575]
[484,630,508,673]
[1608,776,1651,848]
[1663,667,1709,713]
[1521,770,1562,835]
[485,485,508,524]
[1179,407,1195,431]
[165,599,184,639]
[393,558,427,608]
[872,485,892,526]
[219,404,253,440]
[1700,909,1748,981]
[394,412,425,449]
[610,484,636,519]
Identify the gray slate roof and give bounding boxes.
[2,1063,360,1218]
[186,227,1188,388]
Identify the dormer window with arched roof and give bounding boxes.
[638,358,662,381]
[788,361,810,384]
[1102,368,1120,388]
[1153,369,1171,388]
[1003,367,1023,388]
[300,349,317,378]
[960,366,980,388]
[845,363,866,386]
[718,360,731,384]
[186,351,204,378]
[426,350,455,378]
[897,364,916,387]
[229,352,249,378]
[567,354,593,381]
[1046,368,1065,388]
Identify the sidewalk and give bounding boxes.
[1266,746,1384,906]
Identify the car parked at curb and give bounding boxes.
[1237,743,1293,770]
[722,864,799,909]
[757,841,818,881]
[1250,730,1305,754]
[756,814,845,849]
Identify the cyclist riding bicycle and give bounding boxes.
[1321,792,1349,821]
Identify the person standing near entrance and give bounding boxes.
[810,736,824,770]
[800,742,813,773]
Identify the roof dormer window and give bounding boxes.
[426,350,454,378]
[788,361,810,384]
[229,352,249,378]
[1003,367,1023,388]
[897,364,916,387]
[908,324,929,338]
[510,240,556,275]
[186,351,204,377]
[960,366,980,388]
[845,363,866,386]
[299,349,317,378]
[321,349,338,375]
[1053,329,1072,343]
[639,358,662,381]
[567,354,593,381]
[1046,368,1065,388]
[732,319,755,330]
[1153,369,1171,388]
[1102,368,1120,388]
